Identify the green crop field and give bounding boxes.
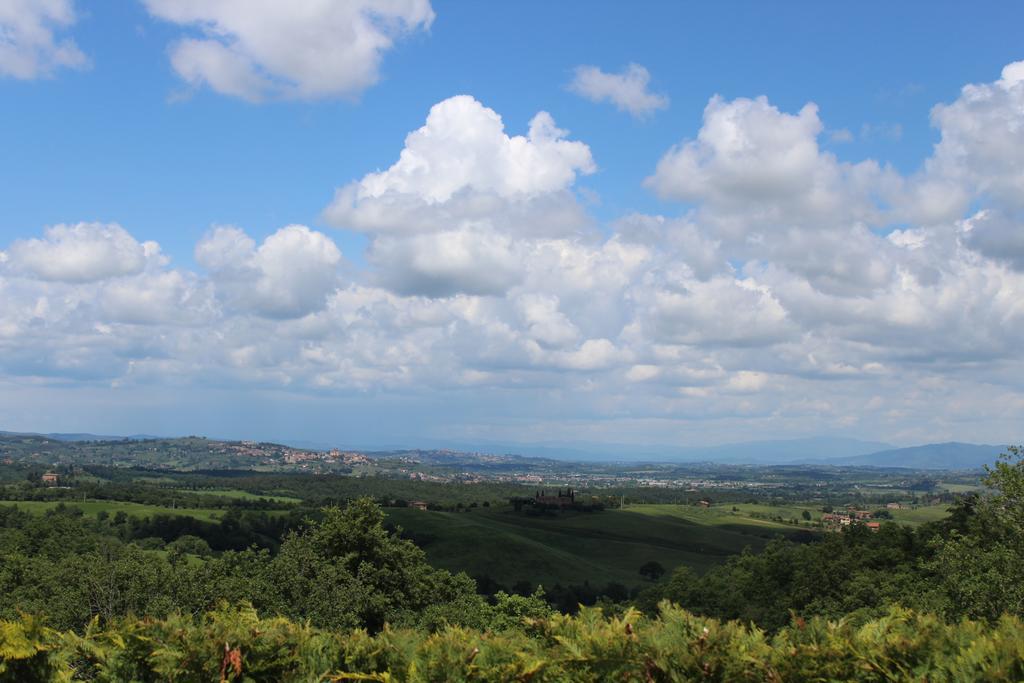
[385,503,808,588]
[384,500,954,588]
[888,505,951,524]
[172,487,302,503]
[0,499,224,522]
[730,501,950,527]
[937,482,983,493]
[721,502,823,523]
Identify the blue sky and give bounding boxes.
[1,1,1023,449]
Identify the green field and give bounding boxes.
[724,502,823,523]
[385,503,808,588]
[172,487,302,504]
[0,499,223,522]
[888,505,952,524]
[937,482,983,494]
[384,500,954,588]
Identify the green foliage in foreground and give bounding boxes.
[2,602,1023,682]
[0,498,497,633]
[637,446,1024,631]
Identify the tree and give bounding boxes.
[166,534,212,558]
[801,510,811,521]
[266,497,487,632]
[985,445,1024,529]
[639,560,666,582]
[930,445,1024,621]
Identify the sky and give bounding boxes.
[1,0,1023,450]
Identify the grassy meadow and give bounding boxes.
[385,500,952,588]
[384,503,810,587]
[0,499,224,522]
[171,487,302,503]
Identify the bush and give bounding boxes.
[3,602,1023,681]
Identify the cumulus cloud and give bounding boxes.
[0,0,87,79]
[631,274,794,348]
[917,61,1024,216]
[646,95,888,236]
[196,225,343,318]
[100,270,216,326]
[515,293,579,349]
[143,0,434,101]
[4,223,160,282]
[329,96,594,210]
[368,228,521,298]
[568,63,668,118]
[961,210,1024,271]
[325,95,596,297]
[725,370,770,393]
[614,214,724,280]
[4,64,1024,445]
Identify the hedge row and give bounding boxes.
[2,602,1023,682]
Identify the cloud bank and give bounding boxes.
[3,64,1024,444]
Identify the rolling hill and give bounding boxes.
[822,442,1007,470]
[384,504,811,588]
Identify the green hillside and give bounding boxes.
[385,503,810,587]
[0,499,224,522]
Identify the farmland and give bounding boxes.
[385,500,951,588]
[388,503,815,587]
[0,499,224,522]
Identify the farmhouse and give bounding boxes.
[534,488,576,509]
[822,512,852,527]
[408,500,428,511]
[41,471,60,486]
[823,509,886,531]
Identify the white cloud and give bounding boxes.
[4,64,1024,445]
[100,270,216,326]
[515,293,579,349]
[143,0,434,101]
[543,338,623,371]
[614,213,723,280]
[912,61,1024,217]
[568,63,668,118]
[960,210,1024,271]
[631,273,794,348]
[325,95,596,298]
[330,96,594,209]
[5,223,159,282]
[646,95,887,236]
[0,0,87,79]
[368,228,522,298]
[197,224,343,318]
[726,370,770,393]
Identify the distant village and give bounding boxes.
[821,502,907,531]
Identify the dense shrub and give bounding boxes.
[2,602,1023,682]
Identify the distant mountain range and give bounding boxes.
[357,436,892,464]
[810,442,1007,470]
[674,437,894,465]
[300,436,1008,470]
[0,431,160,442]
[0,429,1010,470]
